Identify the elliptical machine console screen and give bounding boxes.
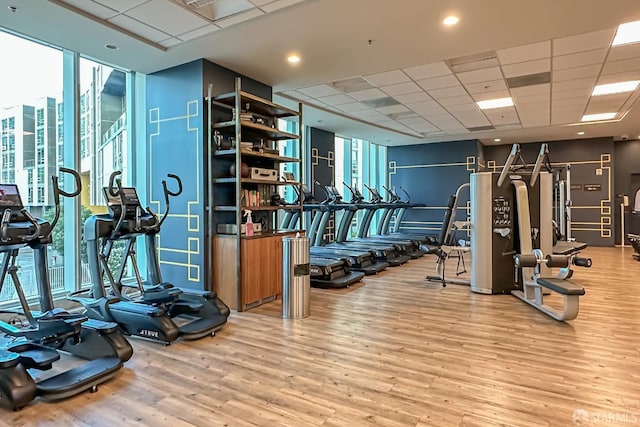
[103,187,142,219]
[0,184,24,210]
[120,188,141,207]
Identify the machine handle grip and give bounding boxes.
[0,209,11,242]
[54,167,82,200]
[163,174,183,198]
[108,171,122,197]
[20,209,42,241]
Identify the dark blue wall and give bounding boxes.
[484,137,614,247]
[388,140,479,235]
[307,127,336,242]
[613,139,640,243]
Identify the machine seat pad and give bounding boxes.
[553,241,588,255]
[37,357,121,398]
[536,278,585,296]
[9,343,60,370]
[0,350,20,368]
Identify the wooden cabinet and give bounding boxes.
[207,77,303,311]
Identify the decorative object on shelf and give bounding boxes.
[229,162,250,178]
[248,167,278,181]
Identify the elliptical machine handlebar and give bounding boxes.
[158,174,182,228]
[108,171,122,197]
[20,210,42,241]
[48,167,82,239]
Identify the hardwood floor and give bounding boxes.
[4,247,640,426]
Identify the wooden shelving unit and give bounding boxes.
[207,77,303,311]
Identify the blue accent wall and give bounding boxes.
[146,60,205,290]
[387,140,479,234]
[307,127,335,242]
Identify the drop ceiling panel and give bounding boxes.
[457,67,503,84]
[552,64,602,82]
[608,43,640,62]
[518,104,550,127]
[428,114,466,127]
[280,90,311,101]
[406,100,442,113]
[107,14,170,42]
[438,94,476,107]
[552,97,589,109]
[158,37,182,47]
[428,85,469,100]
[583,104,620,115]
[403,61,452,80]
[364,70,410,86]
[597,71,640,84]
[126,0,210,36]
[260,0,305,13]
[393,92,433,104]
[587,93,631,111]
[483,107,520,125]
[552,77,597,92]
[553,28,615,56]
[502,58,551,78]
[553,49,607,70]
[177,25,218,41]
[336,102,370,112]
[601,57,640,75]
[455,110,491,126]
[176,0,252,21]
[472,89,511,102]
[94,0,148,13]
[64,0,118,18]
[463,79,508,94]
[317,94,355,106]
[510,83,550,97]
[349,88,387,101]
[216,8,264,28]
[551,108,583,125]
[351,109,387,120]
[250,0,272,5]
[512,92,550,104]
[496,41,550,65]
[446,103,482,113]
[297,84,341,98]
[376,104,410,115]
[415,75,460,91]
[381,82,422,96]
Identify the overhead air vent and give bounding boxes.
[387,112,419,120]
[331,77,374,93]
[185,0,215,7]
[447,51,498,73]
[506,72,551,89]
[422,131,446,137]
[466,125,495,132]
[362,97,401,108]
[176,0,255,22]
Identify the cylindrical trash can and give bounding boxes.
[282,234,310,319]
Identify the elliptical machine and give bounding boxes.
[70,171,229,344]
[0,168,132,411]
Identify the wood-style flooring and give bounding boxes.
[3,247,640,426]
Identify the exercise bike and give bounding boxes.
[0,169,132,411]
[70,171,229,344]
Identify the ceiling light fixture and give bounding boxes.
[443,15,459,26]
[581,112,617,122]
[612,20,640,46]
[592,80,640,96]
[577,131,585,135]
[477,97,514,110]
[287,54,301,64]
[494,138,501,142]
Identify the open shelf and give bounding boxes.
[214,149,300,163]
[212,91,299,118]
[213,120,299,140]
[213,177,300,185]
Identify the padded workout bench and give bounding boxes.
[513,250,585,321]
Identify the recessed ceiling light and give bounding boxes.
[592,80,640,96]
[577,131,585,135]
[443,15,459,26]
[612,20,640,46]
[494,138,501,142]
[287,54,301,64]
[581,112,617,122]
[477,97,514,110]
[104,44,119,50]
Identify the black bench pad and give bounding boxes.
[553,241,588,255]
[537,278,585,296]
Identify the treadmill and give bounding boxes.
[317,186,410,266]
[281,185,388,276]
[377,186,440,245]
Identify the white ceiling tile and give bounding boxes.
[502,58,551,78]
[438,94,476,107]
[597,71,640,84]
[463,79,508,94]
[472,90,511,102]
[608,43,640,62]
[316,94,355,106]
[510,83,550,97]
[177,25,218,41]
[94,0,148,13]
[216,8,264,28]
[63,0,118,18]
[484,107,520,126]
[381,81,422,96]
[512,92,550,104]
[552,64,602,82]
[455,112,491,128]
[457,67,503,84]
[497,41,551,65]
[552,97,589,109]
[428,114,465,126]
[349,88,387,101]
[398,116,429,126]
[551,108,583,125]
[583,104,621,115]
[519,112,550,128]
[553,49,607,70]
[553,28,616,56]
[280,90,311,101]
[376,104,410,114]
[416,75,460,90]
[258,0,304,12]
[403,61,452,80]
[406,100,442,113]
[351,109,386,120]
[250,0,272,5]
[552,77,597,92]
[587,93,631,111]
[601,57,640,75]
[428,85,469,100]
[446,103,483,113]
[393,92,433,104]
[336,102,370,112]
[158,37,182,47]
[364,70,410,86]
[186,0,254,21]
[551,88,591,101]
[125,0,210,36]
[107,14,170,42]
[297,84,341,98]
